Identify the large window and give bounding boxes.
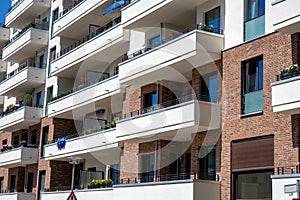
[200,146,216,180]
[244,0,265,41]
[202,72,218,103]
[205,7,221,34]
[235,171,272,199]
[242,57,263,114]
[140,154,155,182]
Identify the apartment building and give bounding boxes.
[0,0,299,200]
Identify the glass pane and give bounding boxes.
[243,90,263,114]
[151,93,157,106]
[205,7,221,34]
[149,36,161,49]
[237,171,272,199]
[245,15,265,41]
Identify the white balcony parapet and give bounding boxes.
[41,180,220,200]
[269,0,300,34]
[2,28,49,63]
[0,66,46,97]
[50,23,127,76]
[5,0,51,29]
[47,75,120,117]
[119,29,223,86]
[271,174,300,200]
[0,147,38,168]
[117,97,220,141]
[271,74,300,114]
[0,106,43,132]
[44,128,119,163]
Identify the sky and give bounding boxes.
[0,0,11,25]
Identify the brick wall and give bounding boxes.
[221,32,297,200]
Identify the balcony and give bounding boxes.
[50,19,128,77]
[5,0,51,29]
[119,28,223,87]
[47,75,120,118]
[44,128,119,164]
[52,0,129,37]
[117,95,220,141]
[271,68,300,114]
[2,25,49,63]
[0,66,46,97]
[0,193,35,200]
[122,0,209,28]
[42,180,219,200]
[269,0,300,34]
[0,106,43,132]
[0,146,38,168]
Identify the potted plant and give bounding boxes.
[20,140,27,147]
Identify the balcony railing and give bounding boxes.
[0,64,35,82]
[5,22,49,47]
[276,70,300,81]
[0,104,40,118]
[119,172,219,185]
[52,16,121,61]
[122,24,223,62]
[54,0,131,22]
[122,93,218,119]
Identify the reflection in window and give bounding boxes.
[236,171,272,199]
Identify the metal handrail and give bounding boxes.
[276,70,300,81]
[122,93,218,119]
[122,24,223,62]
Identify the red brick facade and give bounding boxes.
[221,32,298,199]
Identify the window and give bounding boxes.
[10,175,16,192]
[2,139,7,145]
[13,135,19,146]
[235,171,272,199]
[46,86,53,104]
[242,57,263,114]
[27,173,34,193]
[144,92,157,109]
[109,165,120,185]
[202,72,218,103]
[36,92,42,107]
[0,177,4,193]
[50,47,56,62]
[140,154,155,182]
[41,126,49,157]
[200,146,216,180]
[52,8,59,22]
[31,130,38,145]
[148,35,161,49]
[39,55,45,69]
[205,7,221,34]
[245,0,265,21]
[244,0,265,41]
